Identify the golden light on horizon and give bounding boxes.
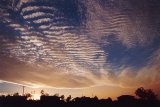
[32,94,41,100]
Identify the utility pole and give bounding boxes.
[22,86,25,95]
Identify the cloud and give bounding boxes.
[0,0,160,90]
[0,55,111,88]
[117,66,160,88]
[116,49,160,88]
[0,49,159,89]
[84,0,160,47]
[0,80,3,83]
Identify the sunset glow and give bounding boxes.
[32,94,41,100]
[0,0,160,99]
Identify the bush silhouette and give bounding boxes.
[135,87,157,101]
[0,87,159,107]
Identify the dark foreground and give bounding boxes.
[0,95,160,107]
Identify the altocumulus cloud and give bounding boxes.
[0,0,160,89]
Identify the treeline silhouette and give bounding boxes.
[0,87,159,107]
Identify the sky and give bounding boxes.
[0,0,160,99]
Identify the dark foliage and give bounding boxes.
[0,87,160,107]
[135,87,157,101]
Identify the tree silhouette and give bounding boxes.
[66,95,72,102]
[93,96,98,100]
[0,88,160,107]
[60,95,65,101]
[24,93,32,100]
[135,87,157,100]
[53,93,59,97]
[40,90,49,96]
[13,92,19,96]
[40,90,45,96]
[146,89,157,100]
